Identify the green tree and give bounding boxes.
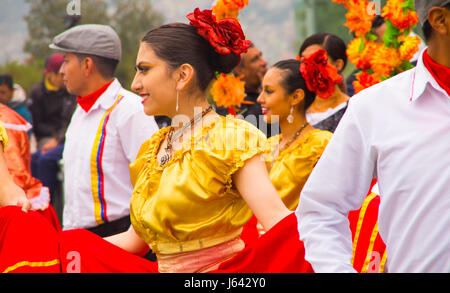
[24,0,110,61]
[110,0,164,89]
[0,60,44,95]
[315,0,351,43]
[23,0,163,88]
[294,0,349,50]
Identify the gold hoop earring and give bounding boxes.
[287,106,294,124]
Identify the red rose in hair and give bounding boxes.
[299,49,343,99]
[186,8,251,56]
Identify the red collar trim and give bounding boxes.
[77,80,114,112]
[423,49,450,96]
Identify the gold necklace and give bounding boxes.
[159,106,213,167]
[279,122,309,152]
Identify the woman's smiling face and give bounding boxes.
[131,42,178,117]
[257,67,291,124]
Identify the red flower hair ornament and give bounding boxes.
[299,49,343,99]
[187,8,251,56]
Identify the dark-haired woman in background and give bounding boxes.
[298,33,350,133]
[257,60,332,212]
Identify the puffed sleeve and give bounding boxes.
[190,116,269,197]
[288,130,332,184]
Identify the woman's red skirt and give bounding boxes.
[0,206,313,273]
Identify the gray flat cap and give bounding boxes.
[49,24,122,61]
[415,0,450,25]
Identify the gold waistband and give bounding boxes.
[157,236,245,273]
[152,228,243,255]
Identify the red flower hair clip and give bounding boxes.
[299,49,343,99]
[186,8,251,56]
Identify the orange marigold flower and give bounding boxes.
[346,38,364,65]
[213,0,248,20]
[214,2,239,20]
[382,0,418,30]
[333,0,375,36]
[344,0,375,36]
[347,39,380,70]
[371,46,402,77]
[223,0,249,10]
[210,73,247,109]
[398,35,421,61]
[353,71,381,94]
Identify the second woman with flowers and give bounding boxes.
[257,60,332,212]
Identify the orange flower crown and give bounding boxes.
[333,0,420,94]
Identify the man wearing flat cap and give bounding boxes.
[50,24,159,237]
[296,0,450,272]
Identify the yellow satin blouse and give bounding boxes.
[265,129,332,211]
[129,115,267,254]
[0,121,7,152]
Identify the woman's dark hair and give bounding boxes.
[141,23,240,91]
[298,33,348,73]
[272,59,315,112]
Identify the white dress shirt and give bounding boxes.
[296,50,450,273]
[62,79,159,230]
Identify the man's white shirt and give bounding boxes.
[62,79,159,230]
[296,50,450,273]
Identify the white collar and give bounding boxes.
[410,48,449,102]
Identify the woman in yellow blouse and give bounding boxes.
[104,11,292,273]
[0,121,30,211]
[257,60,332,211]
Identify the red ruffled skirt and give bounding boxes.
[0,206,313,273]
[0,188,385,274]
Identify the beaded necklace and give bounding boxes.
[159,106,213,167]
[279,122,309,152]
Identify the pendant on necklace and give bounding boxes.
[160,153,172,167]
